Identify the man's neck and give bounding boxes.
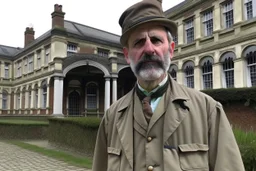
[138,73,167,92]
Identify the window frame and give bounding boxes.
[2,91,8,110]
[183,61,195,88]
[201,57,213,89]
[202,9,214,37]
[184,18,195,44]
[222,0,234,29]
[4,63,9,79]
[220,52,235,88]
[244,0,256,20]
[67,43,78,56]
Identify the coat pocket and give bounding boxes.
[178,144,209,171]
[107,147,121,171]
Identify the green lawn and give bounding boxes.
[0,119,48,125]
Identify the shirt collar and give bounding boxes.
[137,75,168,96]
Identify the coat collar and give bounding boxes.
[116,74,191,113]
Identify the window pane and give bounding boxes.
[202,60,213,89]
[223,57,234,88]
[185,66,194,88]
[87,83,98,109]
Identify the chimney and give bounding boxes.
[24,27,35,47]
[51,4,65,28]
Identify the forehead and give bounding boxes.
[128,23,167,42]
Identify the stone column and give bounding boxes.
[25,91,29,109]
[8,93,11,114]
[37,87,41,109]
[53,77,64,116]
[45,84,50,114]
[13,92,16,110]
[213,63,222,89]
[104,77,110,113]
[176,70,184,86]
[234,58,246,87]
[194,66,201,90]
[112,76,117,103]
[46,84,50,109]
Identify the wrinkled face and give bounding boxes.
[123,23,175,81]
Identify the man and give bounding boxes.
[92,0,245,170]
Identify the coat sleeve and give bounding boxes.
[208,102,245,171]
[92,114,108,171]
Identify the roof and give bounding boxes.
[164,0,187,15]
[0,45,21,59]
[1,19,123,60]
[64,20,121,47]
[164,0,201,19]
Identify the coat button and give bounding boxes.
[148,165,154,171]
[147,136,152,142]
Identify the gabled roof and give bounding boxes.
[0,45,21,59]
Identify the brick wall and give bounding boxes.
[224,103,256,131]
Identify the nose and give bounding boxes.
[143,39,155,55]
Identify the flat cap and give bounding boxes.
[119,0,177,46]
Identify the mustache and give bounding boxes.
[135,54,164,71]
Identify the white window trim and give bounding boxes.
[4,63,9,79]
[222,1,234,29]
[244,0,256,20]
[202,10,213,37]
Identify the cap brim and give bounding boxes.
[120,18,177,46]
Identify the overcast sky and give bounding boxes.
[0,0,184,48]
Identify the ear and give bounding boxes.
[169,41,175,60]
[123,47,130,64]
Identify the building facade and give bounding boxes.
[165,0,256,90]
[0,0,256,116]
[0,4,136,116]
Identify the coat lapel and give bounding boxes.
[116,89,134,169]
[163,76,191,142]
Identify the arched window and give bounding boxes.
[28,86,32,109]
[220,52,235,88]
[86,82,98,109]
[245,46,256,86]
[201,57,213,89]
[169,64,178,81]
[22,88,26,109]
[34,85,38,108]
[41,81,47,108]
[183,61,194,88]
[16,89,20,109]
[68,91,80,115]
[2,91,8,110]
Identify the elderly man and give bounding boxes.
[92,0,245,171]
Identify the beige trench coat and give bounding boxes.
[92,77,245,171]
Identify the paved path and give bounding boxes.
[0,141,90,171]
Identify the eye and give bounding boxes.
[134,39,145,47]
[150,37,162,45]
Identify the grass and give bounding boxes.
[0,119,48,125]
[233,128,256,145]
[7,141,92,169]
